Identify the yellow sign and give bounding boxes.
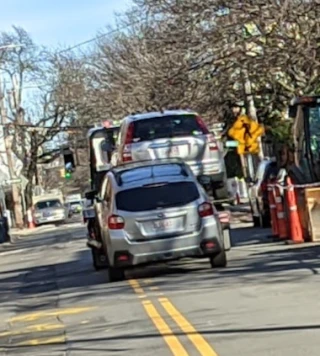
[228,115,264,155]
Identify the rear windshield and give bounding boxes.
[132,115,208,142]
[35,200,62,210]
[116,182,200,212]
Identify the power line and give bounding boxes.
[57,20,143,55]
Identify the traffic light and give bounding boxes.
[61,147,75,179]
[62,148,75,170]
[59,167,72,180]
[65,171,72,180]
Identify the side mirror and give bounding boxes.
[85,190,97,201]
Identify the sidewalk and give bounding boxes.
[0,225,59,255]
[10,224,62,237]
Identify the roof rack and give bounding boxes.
[112,158,184,170]
[112,160,189,186]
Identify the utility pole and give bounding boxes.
[0,96,23,228]
[242,69,264,160]
[241,69,265,181]
[0,82,24,228]
[0,44,25,228]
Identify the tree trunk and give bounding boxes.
[25,182,33,210]
[24,134,39,210]
[12,185,24,229]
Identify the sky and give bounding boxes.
[0,0,133,48]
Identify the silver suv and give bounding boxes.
[95,159,227,282]
[112,110,229,200]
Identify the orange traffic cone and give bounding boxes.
[286,176,304,244]
[274,184,288,240]
[267,179,279,238]
[27,209,35,229]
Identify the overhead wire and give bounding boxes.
[56,19,143,55]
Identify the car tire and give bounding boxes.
[108,266,125,282]
[210,250,227,268]
[92,249,108,271]
[253,215,261,227]
[252,199,262,227]
[261,212,271,228]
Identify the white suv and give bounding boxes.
[112,110,229,199]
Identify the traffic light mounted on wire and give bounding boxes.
[228,115,264,155]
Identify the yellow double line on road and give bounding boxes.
[129,279,218,356]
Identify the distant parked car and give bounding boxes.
[68,200,84,214]
[33,199,67,226]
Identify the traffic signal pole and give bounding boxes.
[243,69,264,161]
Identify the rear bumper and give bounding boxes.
[188,160,225,180]
[104,218,224,267]
[34,215,66,225]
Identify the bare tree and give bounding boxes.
[0,27,89,224]
[84,0,320,128]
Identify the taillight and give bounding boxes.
[195,116,209,134]
[108,215,125,229]
[125,123,135,144]
[207,134,218,151]
[198,202,214,218]
[122,145,132,162]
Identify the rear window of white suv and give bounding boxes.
[116,181,200,212]
[132,114,209,142]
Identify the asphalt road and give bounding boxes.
[1,214,320,355]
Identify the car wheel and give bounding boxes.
[253,215,261,227]
[92,249,108,271]
[108,266,125,282]
[209,250,227,268]
[253,199,262,227]
[261,212,271,228]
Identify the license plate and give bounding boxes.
[43,212,51,217]
[169,146,180,157]
[152,219,174,231]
